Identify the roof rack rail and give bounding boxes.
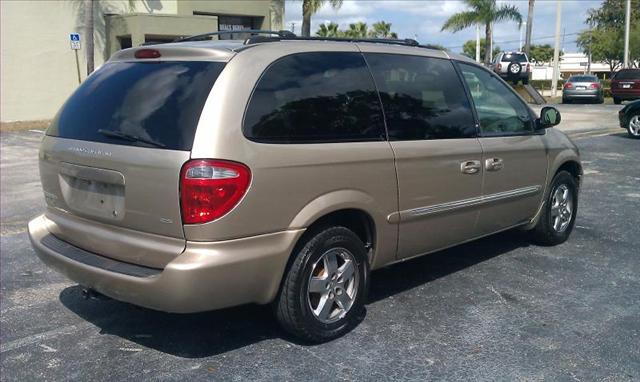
[244,35,421,47]
[174,29,296,43]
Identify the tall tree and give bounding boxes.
[523,0,535,55]
[345,22,368,38]
[577,0,640,73]
[462,38,500,60]
[441,0,522,64]
[528,44,561,64]
[302,0,343,37]
[84,0,94,75]
[316,22,342,37]
[368,21,398,39]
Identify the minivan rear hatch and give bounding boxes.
[40,59,225,267]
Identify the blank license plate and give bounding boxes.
[576,86,586,90]
[622,84,631,88]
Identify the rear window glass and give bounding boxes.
[569,76,598,82]
[501,53,527,63]
[243,52,385,143]
[47,61,225,151]
[614,70,640,80]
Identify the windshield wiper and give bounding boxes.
[97,129,166,148]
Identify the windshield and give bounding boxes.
[47,61,225,151]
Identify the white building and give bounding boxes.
[531,52,613,80]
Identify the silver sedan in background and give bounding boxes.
[562,75,604,104]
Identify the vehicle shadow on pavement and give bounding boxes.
[59,230,531,358]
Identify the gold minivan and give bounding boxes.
[28,32,581,342]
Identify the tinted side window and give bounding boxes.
[459,63,533,136]
[365,53,476,140]
[244,52,385,143]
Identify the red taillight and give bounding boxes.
[564,83,573,89]
[497,63,502,71]
[180,159,251,224]
[135,49,161,59]
[590,83,600,89]
[526,63,530,72]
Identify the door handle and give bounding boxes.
[460,160,481,175]
[485,158,504,171]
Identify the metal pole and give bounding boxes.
[74,50,82,85]
[476,24,481,63]
[551,0,562,98]
[587,29,592,74]
[624,0,631,68]
[524,0,535,55]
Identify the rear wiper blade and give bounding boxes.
[97,129,166,148]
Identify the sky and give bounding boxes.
[283,0,605,54]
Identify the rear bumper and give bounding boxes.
[28,214,304,313]
[563,89,601,99]
[611,90,640,100]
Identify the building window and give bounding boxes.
[118,36,132,50]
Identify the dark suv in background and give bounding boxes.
[611,69,640,104]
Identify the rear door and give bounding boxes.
[364,53,483,259]
[40,59,225,267]
[457,62,547,236]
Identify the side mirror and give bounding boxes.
[538,106,561,129]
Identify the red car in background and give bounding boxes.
[611,69,640,104]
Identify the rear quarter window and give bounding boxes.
[47,61,225,151]
[243,52,385,143]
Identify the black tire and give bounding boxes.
[275,226,369,343]
[530,171,579,246]
[627,113,640,139]
[597,95,604,104]
[562,97,571,104]
[614,97,622,105]
[522,77,529,85]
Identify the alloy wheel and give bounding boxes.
[550,184,573,233]
[307,247,359,324]
[629,115,640,137]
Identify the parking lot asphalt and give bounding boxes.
[1,123,639,381]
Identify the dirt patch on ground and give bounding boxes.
[1,120,51,132]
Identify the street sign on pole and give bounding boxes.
[70,33,82,84]
[70,33,81,50]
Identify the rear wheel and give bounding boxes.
[522,77,529,85]
[614,97,622,105]
[275,226,369,343]
[627,114,640,139]
[530,171,578,246]
[562,97,571,104]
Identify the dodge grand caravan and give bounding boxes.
[28,32,581,342]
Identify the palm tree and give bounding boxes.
[368,21,398,39]
[302,0,343,37]
[441,0,522,64]
[316,22,341,37]
[345,22,368,38]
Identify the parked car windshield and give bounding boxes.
[569,76,598,82]
[501,53,527,63]
[614,69,640,80]
[46,61,225,151]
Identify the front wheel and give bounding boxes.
[628,114,640,139]
[530,171,579,246]
[275,226,369,343]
